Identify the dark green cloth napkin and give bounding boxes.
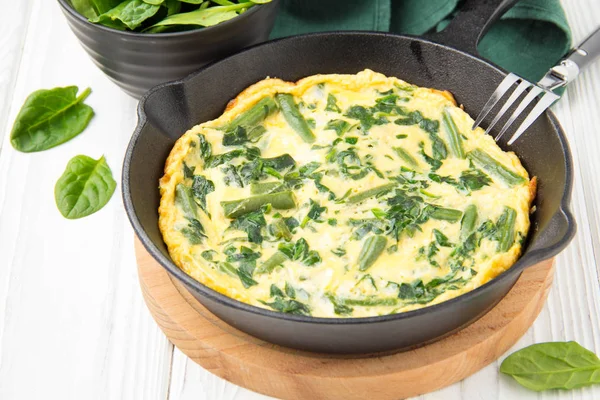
[270,0,572,83]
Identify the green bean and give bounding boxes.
[175,183,198,218]
[250,181,285,195]
[256,251,289,275]
[269,218,293,241]
[221,191,296,218]
[461,204,478,239]
[392,146,419,167]
[442,108,465,159]
[497,206,517,252]
[429,206,463,222]
[348,183,396,204]
[275,93,316,143]
[467,149,527,186]
[358,235,387,271]
[217,262,238,277]
[341,297,400,307]
[224,96,278,132]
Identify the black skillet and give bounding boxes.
[123,0,576,354]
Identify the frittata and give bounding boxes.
[158,69,536,318]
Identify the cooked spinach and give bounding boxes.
[182,162,195,179]
[331,247,346,257]
[335,148,377,180]
[197,133,212,161]
[327,294,353,315]
[70,0,272,33]
[325,93,341,113]
[460,167,492,191]
[429,165,492,193]
[221,164,244,187]
[278,238,322,266]
[191,175,215,209]
[324,119,352,136]
[11,86,94,153]
[501,341,600,391]
[262,284,311,315]
[223,245,261,288]
[397,268,475,305]
[54,155,116,219]
[229,207,267,244]
[344,105,388,132]
[419,142,443,171]
[301,199,327,227]
[181,218,207,244]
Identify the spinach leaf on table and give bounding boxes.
[500,341,600,391]
[54,155,117,219]
[10,87,94,153]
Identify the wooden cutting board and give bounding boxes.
[135,238,554,400]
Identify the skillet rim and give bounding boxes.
[123,31,575,325]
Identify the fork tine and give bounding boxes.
[495,86,544,142]
[473,73,520,130]
[484,80,532,136]
[507,91,560,145]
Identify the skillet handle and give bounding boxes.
[424,0,519,56]
[517,205,576,269]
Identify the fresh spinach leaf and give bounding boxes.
[69,0,123,18]
[11,87,94,153]
[146,3,248,31]
[91,0,161,30]
[500,342,600,391]
[54,155,116,219]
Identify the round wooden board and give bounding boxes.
[135,239,554,400]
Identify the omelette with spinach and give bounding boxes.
[158,70,536,318]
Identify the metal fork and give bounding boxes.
[473,27,600,145]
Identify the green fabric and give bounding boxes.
[270,0,572,83]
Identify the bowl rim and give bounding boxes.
[56,0,277,38]
[123,31,576,325]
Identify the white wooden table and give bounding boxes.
[0,1,599,399]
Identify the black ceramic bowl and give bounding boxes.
[57,0,280,98]
[124,1,575,354]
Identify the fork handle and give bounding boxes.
[560,27,600,82]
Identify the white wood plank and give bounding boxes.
[0,0,172,398]
[0,0,33,149]
[169,349,272,400]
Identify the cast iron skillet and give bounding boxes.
[123,0,576,354]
